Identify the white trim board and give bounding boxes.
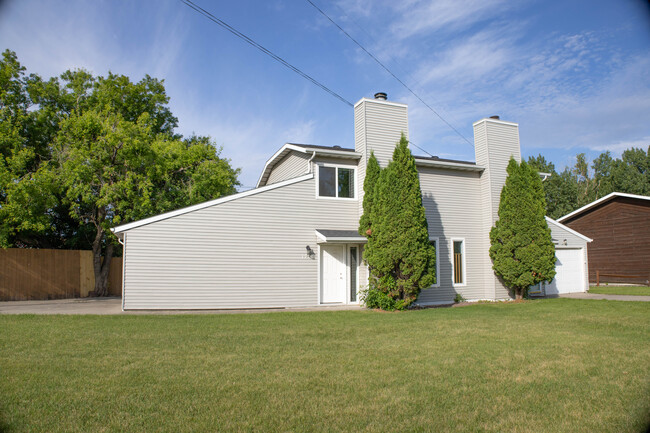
[112,173,314,234]
[545,216,593,243]
[557,192,650,223]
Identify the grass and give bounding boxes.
[1,299,649,432]
[589,285,650,296]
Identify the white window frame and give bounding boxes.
[451,238,466,287]
[315,163,357,201]
[428,236,440,288]
[349,245,360,304]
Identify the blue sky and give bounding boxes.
[1,0,649,189]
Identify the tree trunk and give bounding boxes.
[514,288,524,300]
[92,226,114,297]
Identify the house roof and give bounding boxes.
[256,143,361,188]
[413,155,484,172]
[557,192,650,223]
[112,173,314,235]
[545,216,593,243]
[315,229,367,243]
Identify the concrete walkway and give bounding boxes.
[558,292,650,302]
[0,297,363,315]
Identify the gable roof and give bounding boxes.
[256,143,361,188]
[557,192,650,223]
[545,216,593,242]
[112,173,314,235]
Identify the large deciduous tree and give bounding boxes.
[490,158,556,300]
[362,134,436,310]
[0,50,240,296]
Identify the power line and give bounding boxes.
[180,0,436,158]
[180,0,353,107]
[306,0,474,147]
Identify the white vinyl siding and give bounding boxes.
[122,177,359,309]
[416,167,485,304]
[474,119,522,300]
[266,151,310,185]
[546,218,590,292]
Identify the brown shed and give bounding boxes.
[558,193,650,285]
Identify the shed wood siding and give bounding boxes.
[416,166,485,304]
[122,177,359,309]
[562,197,650,284]
[266,151,310,185]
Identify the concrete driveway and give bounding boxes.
[0,298,362,315]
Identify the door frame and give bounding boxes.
[318,243,361,305]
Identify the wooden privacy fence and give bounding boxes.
[596,270,650,287]
[0,249,122,301]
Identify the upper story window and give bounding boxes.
[318,165,355,199]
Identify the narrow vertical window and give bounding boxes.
[453,240,464,285]
[429,238,438,286]
[350,247,358,302]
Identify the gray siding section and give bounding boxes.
[474,119,522,300]
[122,177,359,309]
[416,167,486,304]
[354,98,408,234]
[266,151,310,185]
[547,219,590,292]
[355,103,368,219]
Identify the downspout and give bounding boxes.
[307,151,317,173]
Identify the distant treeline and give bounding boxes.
[527,147,650,219]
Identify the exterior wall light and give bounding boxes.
[306,245,315,258]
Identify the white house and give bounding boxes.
[112,93,588,310]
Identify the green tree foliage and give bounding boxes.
[528,147,650,220]
[358,151,380,236]
[362,134,436,309]
[0,50,240,295]
[490,158,556,299]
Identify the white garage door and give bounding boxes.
[545,248,585,295]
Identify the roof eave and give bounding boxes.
[557,192,650,223]
[415,158,484,172]
[257,143,360,188]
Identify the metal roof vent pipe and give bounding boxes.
[490,115,500,120]
[374,92,387,100]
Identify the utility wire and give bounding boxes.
[181,0,353,107]
[306,0,474,147]
[181,0,436,158]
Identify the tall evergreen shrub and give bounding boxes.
[489,158,556,299]
[359,152,381,236]
[363,134,436,309]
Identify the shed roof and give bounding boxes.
[557,192,650,223]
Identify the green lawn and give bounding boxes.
[1,299,649,433]
[589,285,650,296]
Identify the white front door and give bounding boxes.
[545,248,585,295]
[321,245,346,303]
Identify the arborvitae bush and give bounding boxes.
[362,134,436,309]
[358,152,380,236]
[490,158,556,299]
